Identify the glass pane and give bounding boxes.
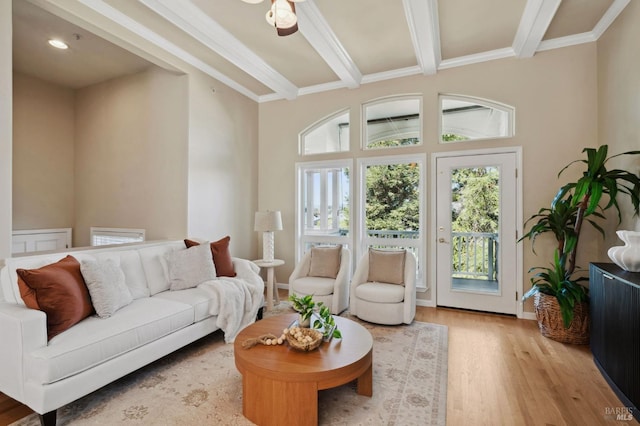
[441,96,513,143]
[301,111,349,155]
[365,163,420,239]
[303,167,349,236]
[450,166,499,293]
[364,97,421,149]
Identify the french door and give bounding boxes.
[435,152,518,315]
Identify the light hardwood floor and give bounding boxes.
[0,292,632,425]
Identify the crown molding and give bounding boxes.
[512,0,561,58]
[297,1,361,89]
[139,0,298,100]
[76,0,260,101]
[403,0,440,75]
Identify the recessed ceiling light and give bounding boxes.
[48,39,68,50]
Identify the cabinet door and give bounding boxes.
[589,264,606,365]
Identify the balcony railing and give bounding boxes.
[452,232,498,281]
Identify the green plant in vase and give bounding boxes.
[315,303,342,340]
[288,294,315,326]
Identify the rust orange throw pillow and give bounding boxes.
[17,255,95,340]
[184,236,237,277]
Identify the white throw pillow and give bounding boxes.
[165,243,217,291]
[80,258,133,318]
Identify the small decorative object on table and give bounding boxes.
[288,293,316,327]
[289,294,342,340]
[284,326,323,351]
[608,230,640,272]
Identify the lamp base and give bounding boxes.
[263,231,275,262]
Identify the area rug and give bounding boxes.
[12,305,448,426]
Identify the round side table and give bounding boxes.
[252,259,284,311]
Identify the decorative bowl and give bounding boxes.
[285,326,323,352]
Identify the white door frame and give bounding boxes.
[430,146,526,319]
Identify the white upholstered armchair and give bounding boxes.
[288,245,351,315]
[350,248,416,325]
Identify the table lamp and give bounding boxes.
[254,211,283,262]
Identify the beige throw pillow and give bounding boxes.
[81,258,133,318]
[367,249,406,285]
[308,245,342,279]
[165,243,217,291]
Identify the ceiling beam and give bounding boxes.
[512,0,561,58]
[402,0,440,75]
[74,0,259,101]
[296,1,361,89]
[139,0,299,100]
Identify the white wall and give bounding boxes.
[258,43,599,310]
[597,0,640,238]
[186,73,259,259]
[0,0,12,260]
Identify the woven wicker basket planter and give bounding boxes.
[533,292,590,345]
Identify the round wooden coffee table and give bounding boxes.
[234,313,373,426]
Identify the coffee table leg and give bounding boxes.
[243,371,319,425]
[357,361,373,396]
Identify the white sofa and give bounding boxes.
[0,240,264,425]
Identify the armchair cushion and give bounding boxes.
[367,249,406,285]
[355,282,405,304]
[291,276,336,296]
[308,245,342,278]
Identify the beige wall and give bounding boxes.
[597,0,640,240]
[186,73,259,258]
[258,43,599,309]
[13,72,75,231]
[0,1,11,260]
[74,67,189,246]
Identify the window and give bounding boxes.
[359,155,425,288]
[440,94,514,143]
[296,160,352,259]
[300,109,349,155]
[90,227,145,246]
[363,96,422,150]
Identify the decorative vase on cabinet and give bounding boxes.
[607,230,640,272]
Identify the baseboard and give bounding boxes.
[521,312,537,321]
[416,299,435,307]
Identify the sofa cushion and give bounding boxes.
[93,250,149,299]
[355,282,405,304]
[80,258,133,318]
[185,236,237,277]
[367,249,406,285]
[25,297,194,385]
[308,245,342,278]
[138,243,182,295]
[165,244,217,291]
[17,255,95,340]
[153,286,218,321]
[290,276,335,296]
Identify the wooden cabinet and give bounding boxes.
[590,263,640,417]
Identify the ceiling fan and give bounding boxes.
[241,0,306,36]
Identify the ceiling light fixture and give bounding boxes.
[242,0,306,37]
[48,39,68,49]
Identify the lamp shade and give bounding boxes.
[254,211,283,232]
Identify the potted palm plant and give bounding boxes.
[521,145,640,344]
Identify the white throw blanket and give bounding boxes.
[199,276,264,343]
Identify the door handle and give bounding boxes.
[438,238,449,244]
